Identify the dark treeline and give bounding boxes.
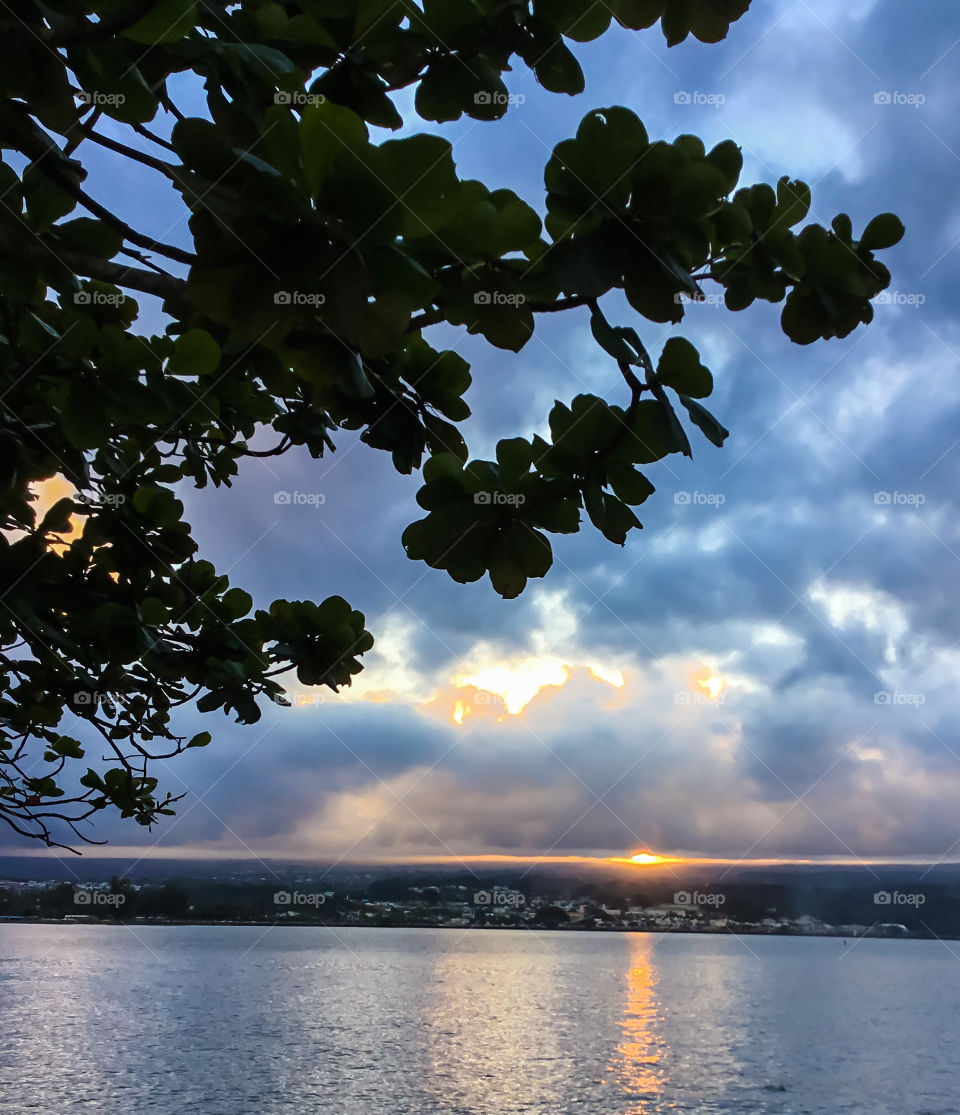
[2,868,958,936]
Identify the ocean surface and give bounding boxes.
[0,925,957,1113]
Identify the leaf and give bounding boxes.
[678,395,730,447]
[656,337,713,398]
[860,213,905,251]
[55,217,123,259]
[169,329,221,376]
[533,39,585,95]
[590,311,637,363]
[299,100,369,196]
[61,385,110,448]
[496,438,533,486]
[124,0,197,44]
[605,461,655,505]
[187,731,212,749]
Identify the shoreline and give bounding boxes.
[0,917,942,941]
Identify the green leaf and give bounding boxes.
[140,597,169,626]
[496,438,533,486]
[605,461,655,505]
[590,311,637,363]
[222,588,253,619]
[656,337,713,398]
[55,218,123,259]
[187,731,212,749]
[678,395,729,447]
[169,329,221,376]
[378,134,461,236]
[860,213,905,251]
[124,0,197,44]
[533,39,585,95]
[299,100,369,196]
[61,385,110,448]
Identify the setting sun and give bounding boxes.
[608,851,685,867]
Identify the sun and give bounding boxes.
[608,851,683,866]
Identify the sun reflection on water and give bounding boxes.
[610,935,665,1111]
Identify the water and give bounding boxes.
[0,925,957,1114]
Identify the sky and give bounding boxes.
[14,0,960,869]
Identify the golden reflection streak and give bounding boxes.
[610,935,665,1111]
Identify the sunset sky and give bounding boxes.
[14,0,960,869]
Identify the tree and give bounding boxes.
[0,0,902,849]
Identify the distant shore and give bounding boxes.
[0,916,942,941]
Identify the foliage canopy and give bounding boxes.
[0,0,902,847]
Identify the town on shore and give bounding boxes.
[0,870,945,941]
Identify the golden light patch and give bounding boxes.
[587,664,625,689]
[687,663,726,701]
[452,658,571,716]
[29,476,82,549]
